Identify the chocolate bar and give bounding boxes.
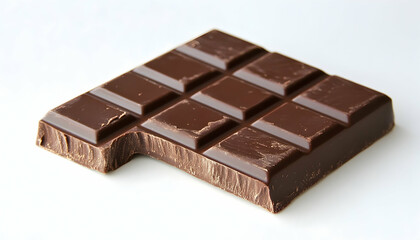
[36,30,394,212]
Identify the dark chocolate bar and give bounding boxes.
[36,30,394,212]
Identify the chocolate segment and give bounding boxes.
[252,102,342,150]
[90,72,177,115]
[142,100,236,149]
[176,30,264,69]
[37,30,394,213]
[133,51,218,92]
[293,75,386,124]
[204,127,301,183]
[43,94,136,144]
[191,76,277,120]
[234,52,322,96]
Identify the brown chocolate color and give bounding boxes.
[133,51,218,92]
[91,72,178,115]
[36,29,394,213]
[252,102,342,151]
[191,76,277,120]
[176,30,264,70]
[204,127,301,183]
[293,75,387,124]
[142,99,236,149]
[234,52,322,96]
[42,94,136,144]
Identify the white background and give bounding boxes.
[1,0,419,239]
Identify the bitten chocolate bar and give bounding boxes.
[36,30,394,212]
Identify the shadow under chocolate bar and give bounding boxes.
[36,29,394,213]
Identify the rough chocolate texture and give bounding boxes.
[36,30,394,213]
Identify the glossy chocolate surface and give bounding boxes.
[142,99,236,149]
[293,75,387,124]
[91,72,177,115]
[134,51,218,92]
[37,30,394,213]
[43,94,136,144]
[176,30,264,69]
[204,127,301,183]
[252,102,342,151]
[192,76,277,120]
[234,52,322,96]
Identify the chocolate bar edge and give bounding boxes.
[36,97,394,212]
[36,121,275,211]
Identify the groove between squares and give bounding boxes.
[137,50,335,153]
[89,49,338,155]
[84,49,268,146]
